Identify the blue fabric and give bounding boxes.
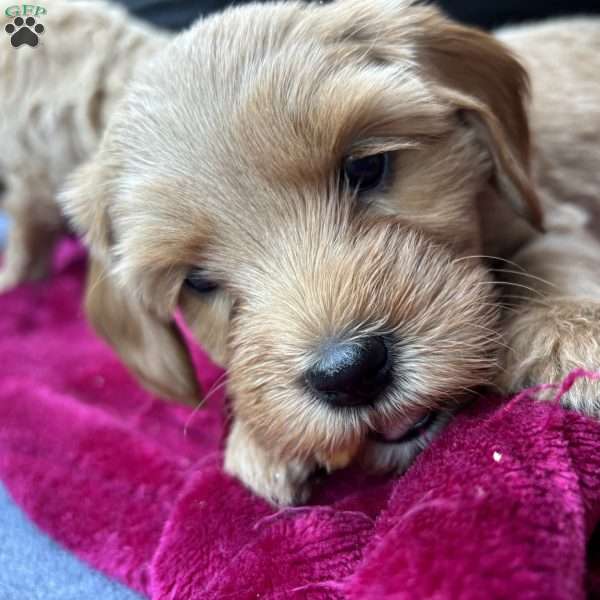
[0,212,9,249]
[0,483,143,600]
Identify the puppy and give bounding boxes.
[0,0,168,291]
[60,0,600,505]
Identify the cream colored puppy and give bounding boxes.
[0,0,168,291]
[60,1,600,504]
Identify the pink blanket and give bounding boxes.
[1,240,600,599]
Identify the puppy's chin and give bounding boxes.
[315,409,452,474]
[359,410,453,474]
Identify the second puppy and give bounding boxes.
[0,0,168,290]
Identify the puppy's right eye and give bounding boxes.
[184,269,219,294]
[342,152,390,194]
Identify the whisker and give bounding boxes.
[183,372,228,437]
[474,279,546,299]
[85,265,114,298]
[492,268,557,290]
[453,254,527,271]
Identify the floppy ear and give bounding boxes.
[419,18,543,230]
[85,258,200,403]
[61,158,200,404]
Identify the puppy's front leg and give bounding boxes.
[0,217,58,292]
[499,218,600,416]
[0,186,61,292]
[224,420,316,506]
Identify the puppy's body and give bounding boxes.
[0,0,167,290]
[59,1,600,504]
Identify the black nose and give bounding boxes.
[305,336,391,407]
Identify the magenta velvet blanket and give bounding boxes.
[1,240,600,599]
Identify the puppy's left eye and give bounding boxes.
[184,269,219,294]
[342,152,389,193]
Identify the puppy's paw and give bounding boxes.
[224,420,315,506]
[500,299,600,416]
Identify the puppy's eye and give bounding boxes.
[184,269,219,294]
[342,152,389,193]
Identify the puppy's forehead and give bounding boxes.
[122,2,442,185]
[114,1,450,269]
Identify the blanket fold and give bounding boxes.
[0,240,599,600]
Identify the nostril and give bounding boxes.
[305,336,391,407]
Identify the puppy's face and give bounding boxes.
[62,0,540,473]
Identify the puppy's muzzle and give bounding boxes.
[305,335,391,407]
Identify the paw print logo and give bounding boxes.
[5,16,44,48]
